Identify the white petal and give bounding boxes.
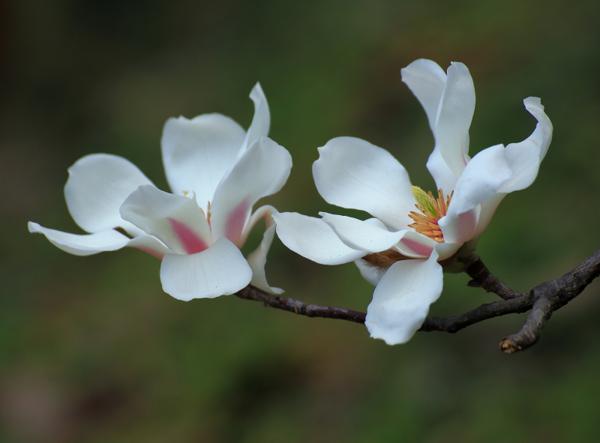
[160,238,252,301]
[28,221,129,256]
[242,83,270,151]
[161,113,246,210]
[499,97,553,193]
[430,62,475,188]
[365,252,443,345]
[426,147,457,195]
[434,241,463,261]
[320,213,408,253]
[247,224,284,294]
[355,259,386,286]
[401,59,465,193]
[472,193,505,239]
[64,154,153,234]
[439,144,512,244]
[120,185,211,254]
[211,137,292,245]
[439,209,480,247]
[313,137,415,229]
[473,97,553,237]
[442,99,552,243]
[401,58,447,129]
[126,234,172,258]
[420,63,475,193]
[244,205,282,293]
[273,212,364,265]
[402,60,475,193]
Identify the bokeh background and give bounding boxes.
[2,0,600,441]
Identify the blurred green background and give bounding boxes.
[2,0,600,441]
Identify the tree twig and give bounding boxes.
[460,254,523,300]
[236,286,366,323]
[235,249,600,353]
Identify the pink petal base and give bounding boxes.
[225,200,249,246]
[168,218,209,254]
[400,237,434,257]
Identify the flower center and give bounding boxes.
[408,186,452,243]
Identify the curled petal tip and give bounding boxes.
[448,61,469,72]
[27,221,40,233]
[250,82,264,95]
[524,96,543,109]
[402,57,437,70]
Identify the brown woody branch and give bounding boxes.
[235,249,600,353]
[460,255,523,300]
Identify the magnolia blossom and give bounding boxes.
[29,84,292,300]
[275,59,553,345]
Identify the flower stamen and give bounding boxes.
[408,186,452,243]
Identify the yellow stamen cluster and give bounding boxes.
[408,186,452,243]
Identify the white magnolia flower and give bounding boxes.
[29,84,292,300]
[274,59,553,345]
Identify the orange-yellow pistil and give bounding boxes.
[408,186,452,243]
